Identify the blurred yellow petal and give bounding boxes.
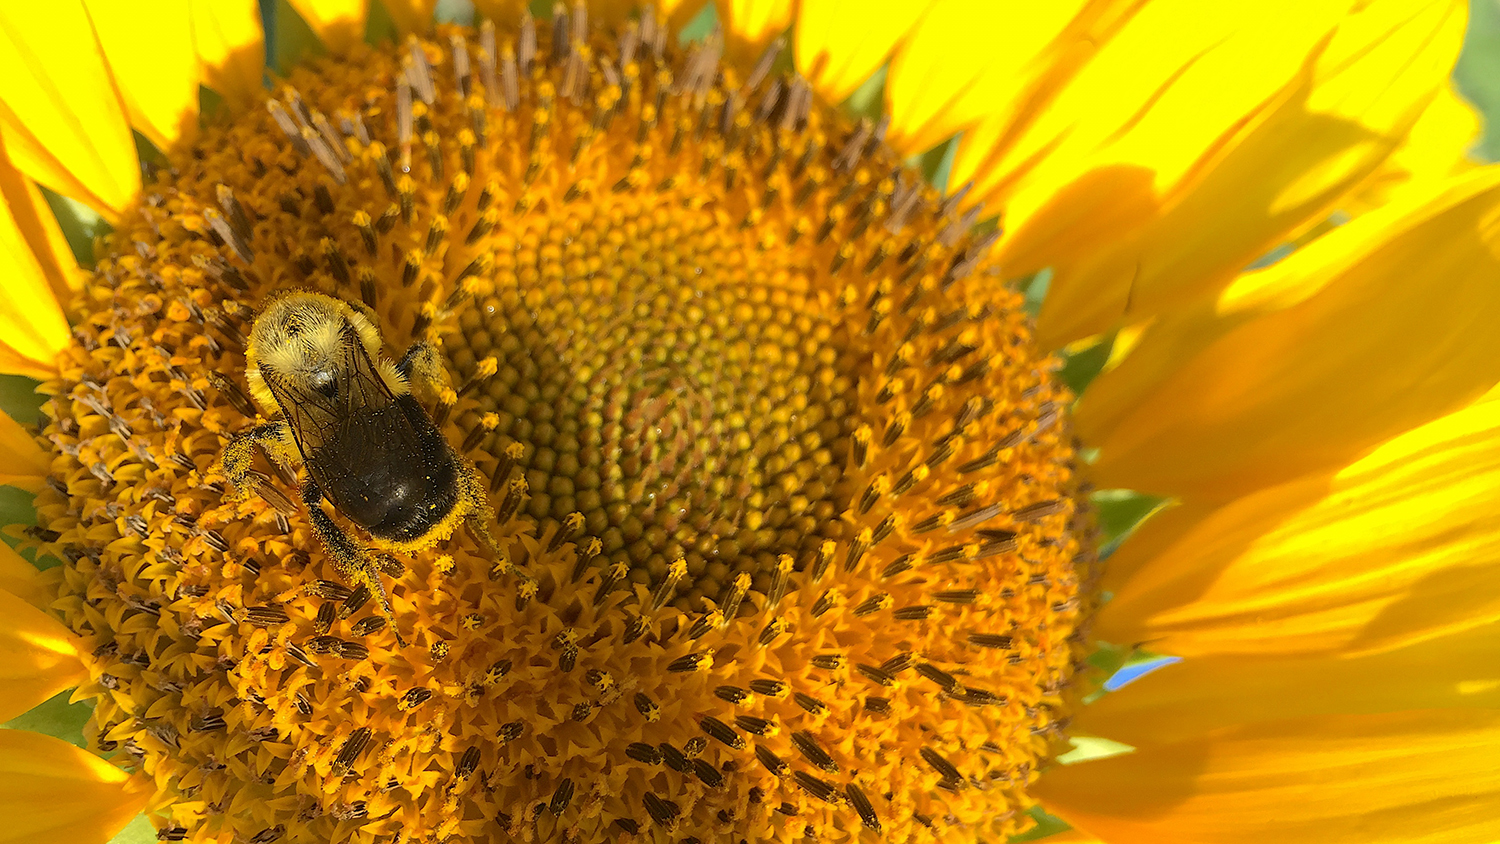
[0,347,57,383]
[1344,83,1480,215]
[190,0,268,107]
[1037,832,1103,844]
[471,0,525,20]
[0,2,140,217]
[659,0,709,30]
[477,0,531,25]
[0,730,151,844]
[383,0,438,36]
[537,1,705,33]
[0,543,47,610]
[1077,166,1500,502]
[85,0,200,149]
[794,0,935,104]
[0,412,47,492]
[0,144,81,302]
[1097,396,1500,657]
[883,0,1107,157]
[1009,0,1467,347]
[1036,710,1500,844]
[287,0,368,53]
[0,161,71,381]
[716,0,795,67]
[892,0,1463,348]
[0,587,86,724]
[1079,626,1500,747]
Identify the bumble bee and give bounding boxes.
[220,291,501,644]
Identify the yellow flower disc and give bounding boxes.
[35,12,1096,844]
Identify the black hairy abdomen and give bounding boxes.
[309,394,461,544]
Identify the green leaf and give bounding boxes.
[843,65,887,121]
[271,0,326,74]
[0,486,36,531]
[366,0,398,46]
[108,814,157,844]
[40,188,109,269]
[1020,269,1052,318]
[1058,333,1114,396]
[910,133,959,194]
[2,692,93,748]
[1009,805,1073,842]
[678,2,717,44]
[434,0,476,25]
[1454,0,1500,161]
[1091,488,1165,557]
[0,376,43,424]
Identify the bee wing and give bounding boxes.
[320,391,428,473]
[265,369,341,455]
[340,327,399,415]
[300,328,433,492]
[268,324,401,457]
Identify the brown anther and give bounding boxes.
[215,184,254,240]
[266,100,310,155]
[300,127,347,184]
[424,215,449,256]
[203,209,253,264]
[402,249,423,287]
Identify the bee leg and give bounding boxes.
[456,459,504,558]
[396,341,452,403]
[220,421,296,499]
[300,478,410,647]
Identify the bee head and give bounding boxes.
[243,291,386,415]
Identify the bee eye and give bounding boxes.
[309,369,338,399]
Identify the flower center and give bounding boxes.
[37,10,1096,844]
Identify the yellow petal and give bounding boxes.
[1097,394,1500,657]
[660,0,710,31]
[1078,626,1500,747]
[794,0,935,104]
[0,346,56,382]
[1077,166,1500,502]
[286,0,369,53]
[0,2,141,217]
[716,0,795,67]
[1013,0,1467,346]
[383,0,438,36]
[0,543,47,610]
[1036,832,1103,844]
[0,159,71,381]
[552,1,706,33]
[0,144,81,303]
[0,411,47,491]
[0,730,151,844]
[0,587,86,724]
[898,0,1462,348]
[1035,709,1500,844]
[883,0,1103,157]
[84,0,200,149]
[471,0,526,21]
[190,0,268,107]
[1343,83,1480,215]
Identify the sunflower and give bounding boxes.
[1,0,1495,842]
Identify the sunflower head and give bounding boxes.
[21,1,1484,842]
[27,6,1097,843]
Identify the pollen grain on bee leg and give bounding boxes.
[36,7,1097,844]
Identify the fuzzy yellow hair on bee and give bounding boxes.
[244,291,409,416]
[220,290,501,645]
